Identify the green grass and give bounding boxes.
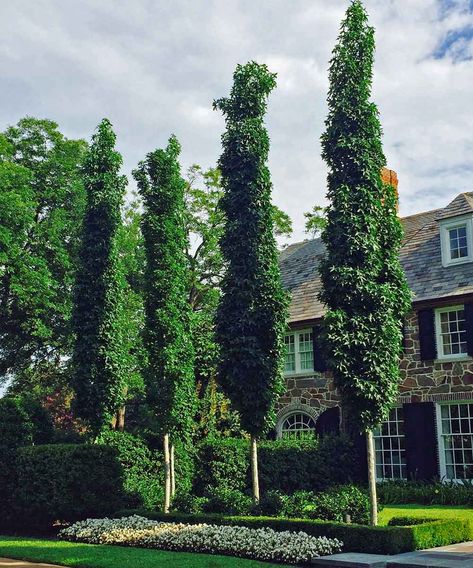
[379,504,473,525]
[0,536,289,568]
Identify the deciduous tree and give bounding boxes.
[214,62,288,503]
[133,136,197,513]
[71,119,128,436]
[319,1,411,525]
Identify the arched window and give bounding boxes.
[280,412,316,438]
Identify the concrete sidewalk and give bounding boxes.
[312,541,473,567]
[0,559,63,568]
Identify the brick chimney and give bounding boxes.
[381,167,399,212]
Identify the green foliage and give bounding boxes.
[202,487,252,516]
[97,430,163,510]
[214,61,288,437]
[71,119,128,435]
[388,516,438,526]
[304,205,327,238]
[133,136,196,442]
[0,118,87,388]
[119,510,471,554]
[17,396,55,444]
[5,444,125,529]
[195,437,248,495]
[194,435,359,496]
[378,479,473,506]
[0,397,33,451]
[319,1,411,429]
[309,485,371,524]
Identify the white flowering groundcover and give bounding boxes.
[59,515,342,564]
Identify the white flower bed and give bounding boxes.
[59,515,342,564]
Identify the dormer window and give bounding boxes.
[440,216,473,267]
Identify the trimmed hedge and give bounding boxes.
[378,479,473,506]
[5,444,126,529]
[116,509,472,555]
[194,434,359,495]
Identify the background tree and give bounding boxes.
[214,62,288,503]
[319,0,410,525]
[134,136,197,513]
[304,205,327,238]
[0,119,86,396]
[71,119,128,437]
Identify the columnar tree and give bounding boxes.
[214,62,288,503]
[133,136,196,513]
[319,1,410,525]
[71,119,128,436]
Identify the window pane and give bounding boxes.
[449,226,468,260]
[440,403,473,480]
[438,308,467,358]
[281,412,316,438]
[284,334,296,372]
[298,332,314,371]
[373,408,406,480]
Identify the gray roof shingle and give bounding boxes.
[280,196,473,323]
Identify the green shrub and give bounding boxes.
[194,434,358,496]
[117,509,472,555]
[310,485,371,524]
[378,479,473,506]
[259,434,359,493]
[194,437,248,495]
[0,397,33,451]
[251,490,285,517]
[19,396,55,444]
[7,444,126,529]
[388,516,439,526]
[279,490,317,518]
[171,492,209,514]
[97,430,163,510]
[202,486,252,516]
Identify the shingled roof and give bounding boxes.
[280,196,473,324]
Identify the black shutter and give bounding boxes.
[315,406,340,437]
[313,325,327,372]
[464,302,473,357]
[417,309,436,361]
[403,402,438,481]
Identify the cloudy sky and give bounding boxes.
[1,0,473,242]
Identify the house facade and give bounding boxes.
[277,173,473,482]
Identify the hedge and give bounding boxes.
[378,479,473,506]
[3,444,126,529]
[194,434,359,495]
[116,509,472,555]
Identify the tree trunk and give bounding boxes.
[170,443,176,497]
[163,433,171,513]
[250,435,260,504]
[117,405,126,431]
[366,430,378,526]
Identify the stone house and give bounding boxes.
[277,172,473,482]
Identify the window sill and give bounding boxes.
[284,371,317,378]
[435,356,472,364]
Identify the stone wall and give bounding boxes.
[277,308,473,417]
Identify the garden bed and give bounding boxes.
[59,515,342,564]
[116,509,472,555]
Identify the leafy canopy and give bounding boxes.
[134,135,197,441]
[319,1,411,430]
[71,118,128,435]
[214,62,289,437]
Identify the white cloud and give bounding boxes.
[0,0,472,240]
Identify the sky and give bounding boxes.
[1,0,473,243]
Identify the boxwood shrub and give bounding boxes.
[378,479,473,506]
[116,509,472,555]
[6,444,126,529]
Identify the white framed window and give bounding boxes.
[281,412,316,438]
[437,402,473,480]
[440,216,473,267]
[284,329,313,374]
[435,305,468,360]
[373,407,407,480]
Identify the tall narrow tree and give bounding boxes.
[319,1,411,525]
[71,119,128,436]
[133,136,196,513]
[214,62,288,503]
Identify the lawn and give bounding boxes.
[380,504,473,525]
[0,536,289,568]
